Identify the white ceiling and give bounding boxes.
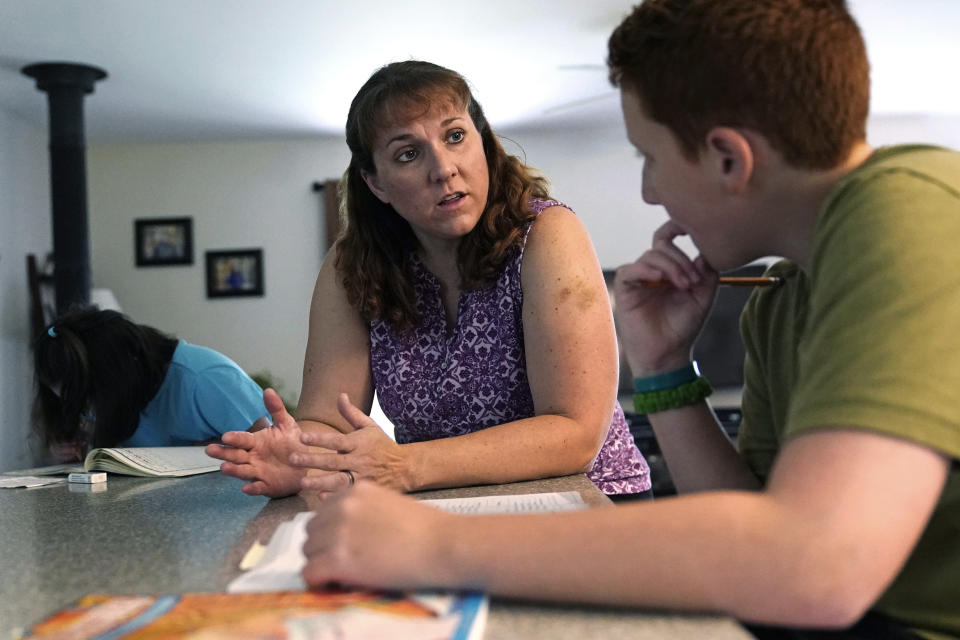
[1,0,958,143]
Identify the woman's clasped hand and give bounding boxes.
[207,388,417,498]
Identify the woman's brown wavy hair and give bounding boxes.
[334,60,550,330]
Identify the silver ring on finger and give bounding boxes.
[341,469,355,487]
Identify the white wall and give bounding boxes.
[503,122,667,269]
[87,138,351,408]
[867,114,960,150]
[0,109,51,471]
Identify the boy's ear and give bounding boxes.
[360,169,389,204]
[705,127,754,194]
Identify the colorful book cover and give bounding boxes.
[18,589,487,640]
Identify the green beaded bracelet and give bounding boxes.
[633,376,713,414]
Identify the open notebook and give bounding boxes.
[3,447,219,480]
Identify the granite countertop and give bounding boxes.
[0,471,750,639]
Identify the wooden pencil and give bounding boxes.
[717,276,782,286]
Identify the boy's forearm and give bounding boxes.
[648,401,761,492]
[430,429,946,628]
[434,492,775,612]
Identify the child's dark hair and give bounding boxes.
[32,307,178,452]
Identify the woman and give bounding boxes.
[34,307,268,460]
[207,61,650,499]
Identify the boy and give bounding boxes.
[301,2,960,637]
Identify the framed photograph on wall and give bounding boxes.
[135,217,193,266]
[205,248,264,298]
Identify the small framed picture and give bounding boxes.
[205,249,264,298]
[134,217,193,266]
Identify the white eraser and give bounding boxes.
[68,472,107,484]
[69,481,107,493]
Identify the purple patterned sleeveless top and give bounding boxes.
[370,199,650,495]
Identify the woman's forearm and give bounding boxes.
[402,414,606,491]
[294,396,614,494]
[296,417,351,436]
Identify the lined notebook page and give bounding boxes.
[423,491,586,514]
[89,447,220,476]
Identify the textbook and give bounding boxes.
[2,447,220,479]
[80,446,221,477]
[18,590,488,640]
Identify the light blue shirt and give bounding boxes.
[122,341,268,446]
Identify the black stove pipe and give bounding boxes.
[22,62,107,315]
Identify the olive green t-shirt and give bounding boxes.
[738,145,960,640]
